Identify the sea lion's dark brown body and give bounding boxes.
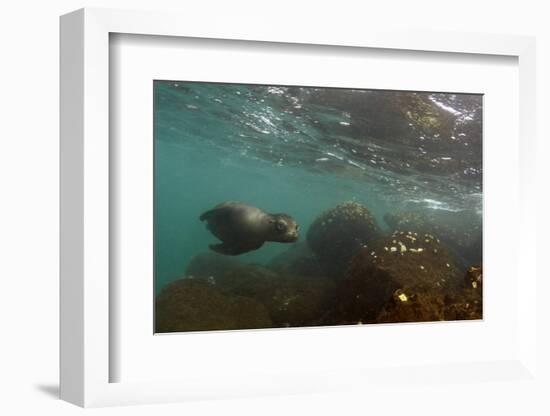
[200,202,299,255]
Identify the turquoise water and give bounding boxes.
[154,81,482,293]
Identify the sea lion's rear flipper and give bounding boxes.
[209,241,263,256]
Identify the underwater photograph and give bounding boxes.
[153,80,483,333]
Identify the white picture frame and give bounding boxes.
[60,8,538,408]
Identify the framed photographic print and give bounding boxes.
[60,8,538,408]
[152,80,483,334]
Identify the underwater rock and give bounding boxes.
[360,230,462,292]
[464,235,483,269]
[267,242,324,278]
[443,266,483,320]
[327,231,461,325]
[185,251,242,280]
[155,277,271,333]
[443,292,482,321]
[269,274,336,327]
[218,264,335,328]
[215,264,280,302]
[383,209,482,266]
[463,265,482,291]
[230,296,276,329]
[325,257,395,325]
[376,288,445,323]
[306,201,382,277]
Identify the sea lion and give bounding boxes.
[199,202,299,255]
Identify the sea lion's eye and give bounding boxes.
[275,221,287,232]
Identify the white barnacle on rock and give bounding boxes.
[420,265,425,270]
[390,247,397,252]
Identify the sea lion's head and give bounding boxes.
[268,214,299,243]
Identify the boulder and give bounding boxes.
[376,289,445,323]
[185,251,241,280]
[443,266,483,321]
[306,201,382,277]
[383,209,482,266]
[218,265,335,328]
[327,231,461,325]
[267,242,324,278]
[155,277,271,333]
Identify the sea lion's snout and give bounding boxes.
[289,230,299,242]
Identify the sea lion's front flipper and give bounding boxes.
[199,209,217,222]
[209,241,263,256]
[199,206,236,223]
